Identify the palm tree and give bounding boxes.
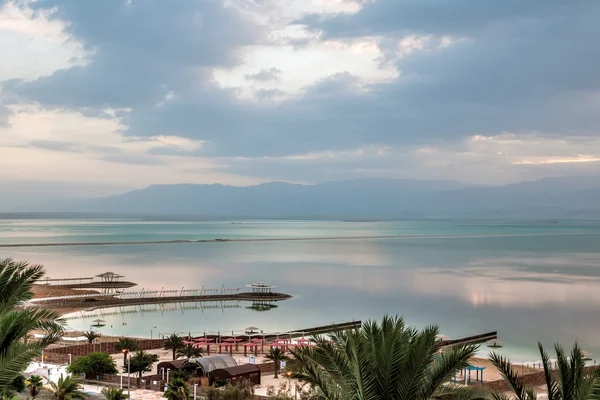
[100,387,129,400]
[127,350,160,378]
[164,377,189,400]
[45,376,86,400]
[264,347,290,379]
[114,338,138,368]
[26,375,44,399]
[290,315,482,400]
[163,334,185,361]
[0,258,64,390]
[176,343,203,359]
[490,342,600,400]
[83,330,100,344]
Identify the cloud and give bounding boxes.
[1,0,599,190]
[3,0,263,109]
[0,1,86,82]
[0,104,264,188]
[244,67,282,82]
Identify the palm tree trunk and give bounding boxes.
[172,348,176,361]
[274,362,279,379]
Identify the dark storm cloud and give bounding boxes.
[2,0,599,160]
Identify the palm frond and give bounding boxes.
[489,351,534,400]
[538,343,559,400]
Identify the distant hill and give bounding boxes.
[65,177,600,219]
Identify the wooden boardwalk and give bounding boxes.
[439,331,498,347]
[29,291,292,311]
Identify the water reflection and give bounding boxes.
[411,254,600,308]
[8,230,600,362]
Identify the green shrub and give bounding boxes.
[67,352,118,378]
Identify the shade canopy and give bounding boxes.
[183,355,238,376]
[156,359,189,371]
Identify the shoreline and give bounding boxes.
[1,231,598,248]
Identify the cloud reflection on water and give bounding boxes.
[411,253,600,308]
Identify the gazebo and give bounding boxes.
[95,272,124,283]
[184,338,214,355]
[223,337,243,351]
[246,282,276,294]
[453,365,486,384]
[296,338,312,347]
[271,338,292,352]
[218,342,235,356]
[242,342,260,357]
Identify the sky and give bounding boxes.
[1,0,599,197]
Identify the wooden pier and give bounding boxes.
[40,272,137,289]
[27,282,292,312]
[439,331,498,347]
[27,291,291,311]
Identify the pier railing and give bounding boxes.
[62,301,242,321]
[25,286,242,305]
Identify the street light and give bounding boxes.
[121,349,131,397]
[286,371,297,399]
[127,353,131,397]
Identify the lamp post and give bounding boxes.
[127,353,131,397]
[121,349,131,397]
[194,383,198,400]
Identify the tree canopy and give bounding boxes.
[290,315,483,400]
[491,342,600,400]
[67,352,118,378]
[164,334,185,361]
[127,351,159,378]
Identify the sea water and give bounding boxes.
[2,218,600,362]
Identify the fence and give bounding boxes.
[38,338,167,364]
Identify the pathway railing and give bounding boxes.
[24,286,242,305]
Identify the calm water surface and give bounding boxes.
[2,219,600,362]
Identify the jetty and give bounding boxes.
[439,331,497,347]
[26,282,291,312]
[40,272,137,290]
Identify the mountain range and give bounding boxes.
[25,176,597,219]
